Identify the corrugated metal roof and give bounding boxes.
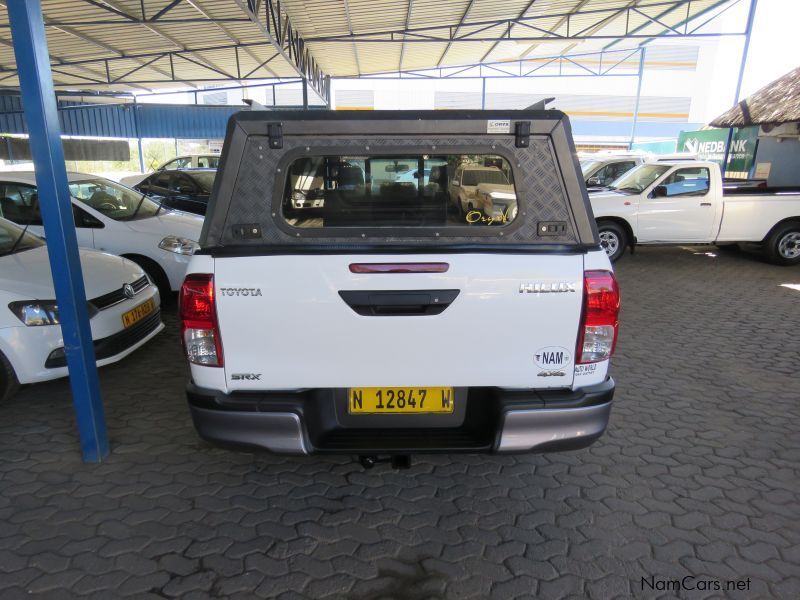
[0,0,310,93]
[0,97,239,138]
[0,0,738,92]
[288,0,734,74]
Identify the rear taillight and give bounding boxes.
[577,270,620,364]
[180,274,223,367]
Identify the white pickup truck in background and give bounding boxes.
[590,161,800,265]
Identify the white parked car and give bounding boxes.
[120,154,220,187]
[0,172,204,294]
[0,218,163,402]
[590,161,800,263]
[579,154,645,190]
[448,165,515,215]
[395,167,431,186]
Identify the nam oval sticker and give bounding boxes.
[534,346,572,370]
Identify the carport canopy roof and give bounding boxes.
[0,0,740,95]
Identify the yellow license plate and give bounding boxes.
[348,387,454,414]
[121,298,156,328]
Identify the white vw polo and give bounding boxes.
[0,218,164,402]
[0,172,204,294]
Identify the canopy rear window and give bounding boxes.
[282,154,518,229]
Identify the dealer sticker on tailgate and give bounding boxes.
[348,387,454,414]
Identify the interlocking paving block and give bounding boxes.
[0,247,799,598]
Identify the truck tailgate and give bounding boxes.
[214,253,584,391]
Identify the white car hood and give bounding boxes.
[589,190,629,200]
[476,183,516,197]
[124,210,204,241]
[0,246,143,300]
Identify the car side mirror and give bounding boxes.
[651,185,668,198]
[451,180,460,187]
[587,176,601,186]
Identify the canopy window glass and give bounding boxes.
[282,154,517,229]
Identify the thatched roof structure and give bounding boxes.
[710,66,800,128]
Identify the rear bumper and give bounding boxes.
[186,378,614,455]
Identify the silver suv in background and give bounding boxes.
[120,154,220,188]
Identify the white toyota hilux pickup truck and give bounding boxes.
[590,161,800,264]
[179,110,620,462]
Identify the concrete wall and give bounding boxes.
[754,134,800,187]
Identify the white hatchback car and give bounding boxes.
[0,172,203,294]
[0,218,163,402]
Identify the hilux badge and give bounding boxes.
[519,282,576,294]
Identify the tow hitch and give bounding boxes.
[358,455,411,470]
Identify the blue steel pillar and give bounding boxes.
[721,0,758,177]
[629,46,646,149]
[133,96,145,173]
[8,0,109,462]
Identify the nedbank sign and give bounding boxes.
[677,127,758,175]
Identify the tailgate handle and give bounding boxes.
[338,289,460,316]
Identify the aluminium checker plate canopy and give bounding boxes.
[200,110,600,252]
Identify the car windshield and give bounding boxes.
[610,164,670,193]
[0,218,44,256]
[69,178,161,221]
[187,171,217,193]
[462,169,509,186]
[580,160,601,175]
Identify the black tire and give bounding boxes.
[597,220,628,262]
[0,350,19,403]
[458,197,468,217]
[764,222,800,266]
[122,255,172,298]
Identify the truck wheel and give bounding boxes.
[0,350,19,403]
[597,221,627,262]
[766,223,800,266]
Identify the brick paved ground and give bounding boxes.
[0,246,799,599]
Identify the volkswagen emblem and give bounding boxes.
[122,283,135,299]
